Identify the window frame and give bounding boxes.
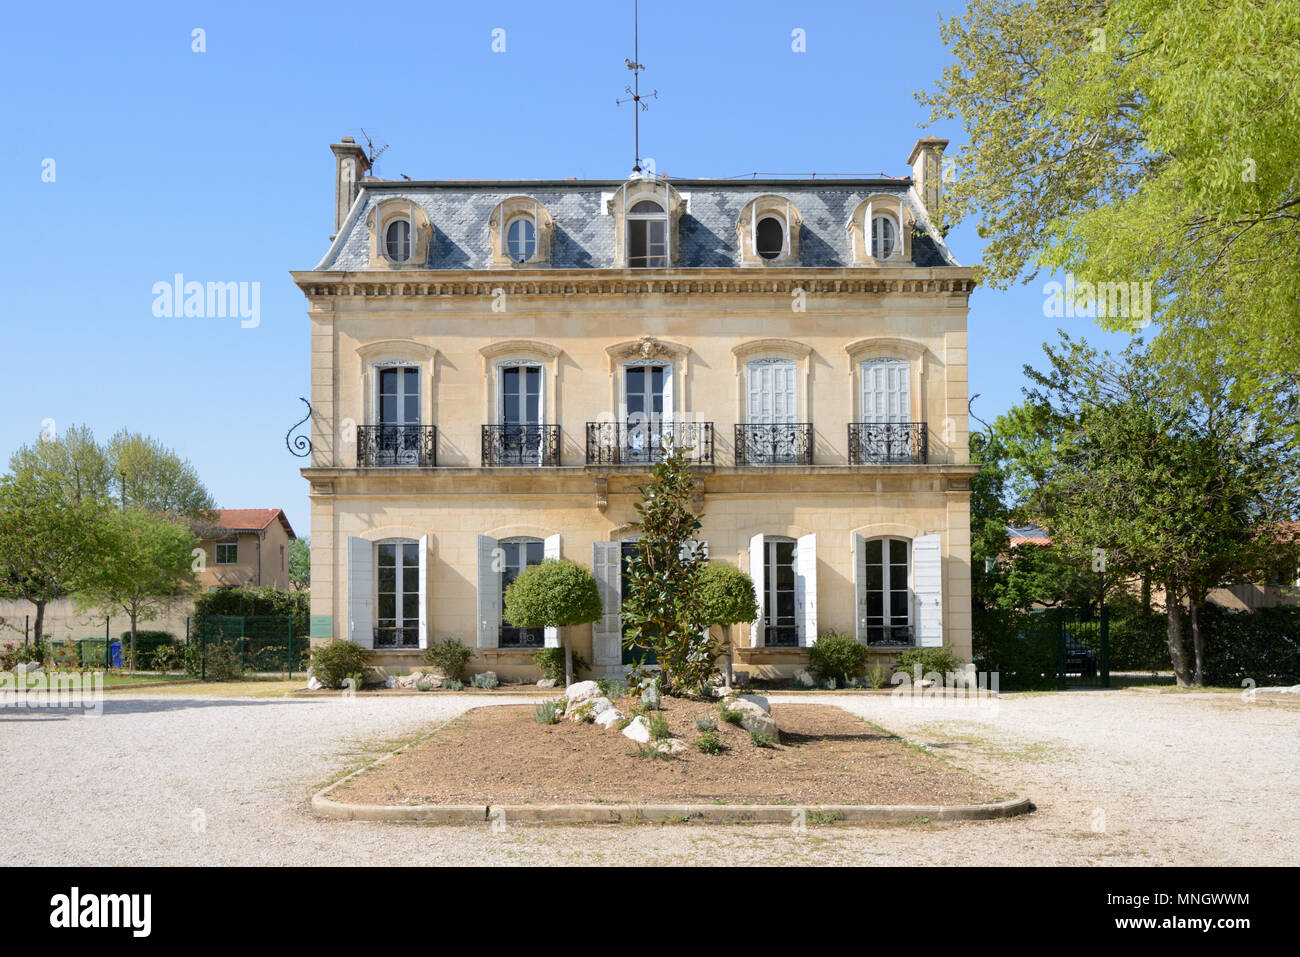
[754,213,786,261]
[871,212,899,261]
[626,200,668,268]
[763,537,799,647]
[504,215,537,263]
[375,538,421,647]
[214,541,238,565]
[498,537,546,648]
[384,217,412,263]
[863,536,912,645]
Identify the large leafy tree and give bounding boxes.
[73,509,200,671]
[0,471,111,649]
[1006,336,1297,685]
[921,0,1300,422]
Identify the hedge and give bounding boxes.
[192,587,310,637]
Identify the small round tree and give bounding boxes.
[503,558,603,686]
[696,563,759,688]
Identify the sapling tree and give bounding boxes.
[696,563,759,687]
[503,558,602,686]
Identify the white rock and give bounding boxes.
[653,738,689,756]
[383,675,397,689]
[794,670,815,688]
[536,678,558,688]
[594,709,624,729]
[396,674,420,689]
[622,715,652,744]
[588,696,614,715]
[306,675,323,691]
[564,680,601,707]
[722,697,778,737]
[731,693,771,713]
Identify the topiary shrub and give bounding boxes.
[533,647,589,684]
[423,639,473,682]
[808,631,869,686]
[308,639,374,689]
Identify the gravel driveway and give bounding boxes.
[1,688,1296,865]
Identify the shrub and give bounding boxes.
[441,678,465,692]
[503,559,603,631]
[895,645,964,680]
[533,647,589,684]
[1107,614,1173,672]
[193,587,310,638]
[597,678,628,700]
[647,712,671,741]
[693,712,717,732]
[534,699,562,724]
[423,639,473,682]
[749,730,775,748]
[150,644,181,673]
[694,729,725,754]
[308,639,374,689]
[867,662,889,690]
[51,641,79,670]
[1200,605,1300,685]
[808,631,869,686]
[719,704,744,726]
[472,671,499,689]
[416,677,435,692]
[572,702,596,723]
[183,642,240,681]
[972,610,1060,689]
[696,563,759,631]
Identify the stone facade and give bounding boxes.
[297,136,976,679]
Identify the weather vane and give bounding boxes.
[616,0,657,175]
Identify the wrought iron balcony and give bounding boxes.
[734,422,813,466]
[585,419,714,466]
[357,424,437,468]
[374,625,419,649]
[481,424,562,467]
[865,625,915,648]
[848,422,928,465]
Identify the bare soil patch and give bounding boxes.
[329,698,1008,807]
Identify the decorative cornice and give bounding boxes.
[290,269,978,301]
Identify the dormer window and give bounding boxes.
[385,219,412,263]
[871,214,898,260]
[627,200,667,268]
[505,216,536,263]
[756,216,785,260]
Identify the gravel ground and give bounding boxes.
[1,687,1296,865]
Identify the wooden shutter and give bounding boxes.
[476,534,500,649]
[861,359,910,423]
[543,534,561,648]
[795,533,818,647]
[912,534,944,647]
[347,536,374,649]
[590,542,622,667]
[749,533,766,648]
[417,534,429,650]
[852,533,867,644]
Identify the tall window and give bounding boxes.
[499,538,545,647]
[627,200,667,267]
[763,539,798,646]
[377,540,420,648]
[497,364,543,466]
[385,219,412,262]
[860,358,910,422]
[871,214,897,260]
[506,217,536,262]
[756,216,785,260]
[864,537,910,645]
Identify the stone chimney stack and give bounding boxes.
[908,137,949,216]
[330,136,371,238]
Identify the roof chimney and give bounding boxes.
[330,136,371,238]
[908,137,949,216]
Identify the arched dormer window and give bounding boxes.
[737,196,802,265]
[627,200,667,268]
[607,179,686,268]
[847,194,914,266]
[365,197,433,269]
[871,213,898,260]
[488,196,554,267]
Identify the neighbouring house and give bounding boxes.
[193,508,298,591]
[295,135,977,680]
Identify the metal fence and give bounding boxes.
[189,615,303,678]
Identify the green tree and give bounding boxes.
[288,537,311,590]
[620,445,716,695]
[503,558,602,686]
[74,509,200,672]
[696,563,759,685]
[920,0,1300,424]
[0,471,110,651]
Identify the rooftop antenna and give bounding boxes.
[359,128,389,175]
[616,0,657,175]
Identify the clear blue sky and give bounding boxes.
[0,0,1133,535]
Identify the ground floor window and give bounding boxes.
[377,540,420,648]
[763,538,798,646]
[215,541,238,565]
[499,538,545,648]
[864,537,911,645]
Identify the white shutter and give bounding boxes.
[661,365,674,420]
[476,534,500,649]
[347,536,374,649]
[749,533,766,648]
[861,359,910,423]
[543,534,561,648]
[852,533,867,644]
[795,533,817,647]
[417,534,429,650]
[912,534,944,647]
[591,542,622,666]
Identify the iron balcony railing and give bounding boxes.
[357,424,437,468]
[865,624,915,648]
[734,422,813,466]
[848,422,928,465]
[585,419,714,466]
[481,424,562,467]
[374,625,419,649]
